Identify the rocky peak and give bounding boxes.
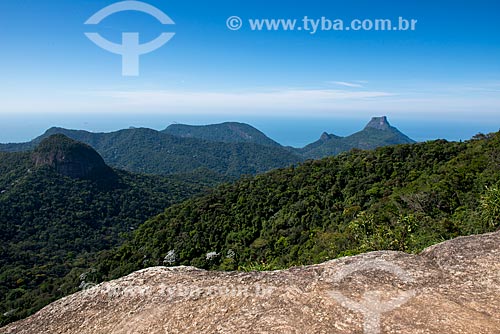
[364,116,392,131]
[32,134,111,179]
[320,132,331,141]
[319,132,341,141]
[2,230,499,333]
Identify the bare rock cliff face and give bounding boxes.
[364,116,391,131]
[32,134,111,179]
[2,231,499,334]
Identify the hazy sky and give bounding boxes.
[0,0,499,145]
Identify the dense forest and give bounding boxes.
[0,140,219,326]
[0,118,415,177]
[163,122,282,147]
[2,131,499,326]
[94,132,500,279]
[0,127,302,177]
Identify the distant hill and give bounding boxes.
[32,134,114,180]
[163,122,282,147]
[0,127,302,177]
[0,117,416,176]
[299,116,415,159]
[0,135,215,326]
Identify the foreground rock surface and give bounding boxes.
[2,231,500,334]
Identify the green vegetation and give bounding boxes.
[299,117,415,159]
[0,127,302,177]
[0,118,416,177]
[2,130,499,327]
[163,122,282,147]
[0,144,217,326]
[95,132,499,281]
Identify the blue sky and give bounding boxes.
[0,0,499,146]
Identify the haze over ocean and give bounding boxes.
[0,0,499,144]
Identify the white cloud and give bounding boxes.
[1,85,499,120]
[330,81,364,88]
[85,88,393,114]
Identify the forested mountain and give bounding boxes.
[0,127,301,177]
[163,122,282,147]
[2,131,499,326]
[0,135,217,326]
[299,116,415,159]
[95,132,500,280]
[0,117,415,177]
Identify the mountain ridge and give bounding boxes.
[0,127,302,177]
[299,116,415,159]
[163,122,282,147]
[0,117,415,176]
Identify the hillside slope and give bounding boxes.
[163,122,282,147]
[2,230,499,334]
[0,118,416,176]
[300,117,415,159]
[96,132,500,278]
[0,135,214,326]
[0,127,302,177]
